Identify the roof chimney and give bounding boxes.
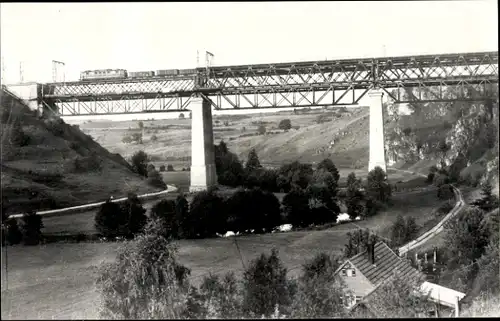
[367,242,375,264]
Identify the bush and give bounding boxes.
[437,183,454,200]
[147,169,167,189]
[197,272,242,319]
[278,119,292,131]
[2,216,22,245]
[20,211,44,245]
[150,134,158,142]
[131,132,143,144]
[277,161,313,191]
[167,164,174,172]
[131,150,149,177]
[426,172,435,184]
[95,199,126,238]
[96,219,191,319]
[72,154,102,173]
[433,173,449,187]
[257,125,266,135]
[147,163,156,172]
[179,113,185,119]
[159,164,166,172]
[10,121,30,146]
[45,118,65,137]
[242,249,296,317]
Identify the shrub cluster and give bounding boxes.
[2,211,44,246]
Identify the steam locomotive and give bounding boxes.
[80,68,199,81]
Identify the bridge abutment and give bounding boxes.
[189,97,218,192]
[368,90,387,173]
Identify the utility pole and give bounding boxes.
[205,51,214,76]
[196,50,200,68]
[1,56,5,85]
[52,60,65,83]
[19,61,24,83]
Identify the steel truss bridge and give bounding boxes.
[41,51,499,116]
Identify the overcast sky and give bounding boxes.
[1,1,498,84]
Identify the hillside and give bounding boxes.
[79,107,370,170]
[0,88,158,215]
[385,89,499,195]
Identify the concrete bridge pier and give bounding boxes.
[368,90,387,173]
[189,96,218,192]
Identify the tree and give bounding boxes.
[257,124,266,135]
[150,199,178,238]
[437,139,450,168]
[137,121,144,130]
[147,163,156,172]
[391,215,419,246]
[147,169,167,189]
[310,168,338,197]
[345,172,364,220]
[122,135,133,144]
[444,206,489,269]
[174,194,189,239]
[471,182,499,212]
[184,191,227,238]
[282,188,311,227]
[167,164,175,172]
[131,132,143,144]
[292,253,346,318]
[120,193,148,238]
[437,183,454,200]
[96,219,191,319]
[20,211,44,245]
[131,150,149,177]
[278,119,292,131]
[278,161,314,191]
[242,249,296,317]
[95,199,127,238]
[342,229,378,258]
[226,188,281,233]
[317,159,340,185]
[150,134,158,142]
[179,113,185,119]
[361,270,431,318]
[245,148,262,172]
[366,166,391,204]
[159,164,166,172]
[2,216,22,245]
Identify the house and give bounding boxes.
[334,241,466,317]
[333,241,423,308]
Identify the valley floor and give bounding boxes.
[1,183,443,319]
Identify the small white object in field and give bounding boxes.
[277,224,292,232]
[223,231,235,237]
[355,216,361,221]
[336,213,351,223]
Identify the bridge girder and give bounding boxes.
[42,51,499,116]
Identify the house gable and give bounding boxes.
[335,260,376,301]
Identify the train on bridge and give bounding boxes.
[79,68,199,81]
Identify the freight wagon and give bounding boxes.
[156,69,179,76]
[80,69,128,81]
[178,68,198,75]
[128,71,156,78]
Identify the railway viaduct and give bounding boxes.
[4,51,499,192]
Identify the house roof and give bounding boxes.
[348,241,423,286]
[420,281,466,308]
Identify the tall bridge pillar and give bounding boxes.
[368,90,387,173]
[189,97,218,192]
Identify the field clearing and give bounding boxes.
[2,187,443,319]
